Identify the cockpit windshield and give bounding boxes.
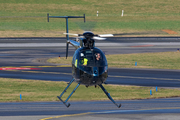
[72,48,108,76]
[78,48,107,67]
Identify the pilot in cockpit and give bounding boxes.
[75,53,88,67]
[95,53,104,66]
[95,53,101,61]
[80,53,88,66]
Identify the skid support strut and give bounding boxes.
[99,84,121,108]
[57,78,80,107]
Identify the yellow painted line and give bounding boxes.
[0,65,71,68]
[109,75,180,81]
[5,69,180,81]
[40,112,92,120]
[58,65,71,67]
[4,69,72,76]
[21,70,72,75]
[33,65,71,67]
[2,66,179,81]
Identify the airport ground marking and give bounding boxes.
[0,67,40,70]
[2,68,180,81]
[0,65,71,70]
[109,75,180,81]
[21,70,180,81]
[40,112,92,120]
[21,70,72,75]
[40,107,180,120]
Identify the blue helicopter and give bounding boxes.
[47,14,121,108]
[58,32,121,108]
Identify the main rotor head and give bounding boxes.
[64,31,114,49]
[82,32,96,39]
[64,31,113,40]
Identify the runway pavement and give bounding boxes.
[0,98,180,120]
[0,37,180,119]
[1,67,180,87]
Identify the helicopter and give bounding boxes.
[58,31,121,108]
[47,14,121,108]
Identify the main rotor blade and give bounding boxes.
[93,37,106,40]
[64,33,79,36]
[113,31,168,36]
[98,34,114,37]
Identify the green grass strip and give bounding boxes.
[1,0,180,37]
[0,78,179,102]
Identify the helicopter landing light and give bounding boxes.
[93,67,98,76]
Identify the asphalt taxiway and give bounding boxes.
[1,67,180,87]
[0,37,180,119]
[0,98,180,120]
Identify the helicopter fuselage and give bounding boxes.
[72,47,108,86]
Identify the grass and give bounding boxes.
[107,52,180,69]
[48,57,73,65]
[0,0,180,37]
[0,78,179,102]
[47,51,180,69]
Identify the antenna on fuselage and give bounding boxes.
[47,13,85,59]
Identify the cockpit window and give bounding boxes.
[78,48,107,67]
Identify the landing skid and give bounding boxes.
[57,78,80,108]
[99,84,121,108]
[57,79,121,108]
